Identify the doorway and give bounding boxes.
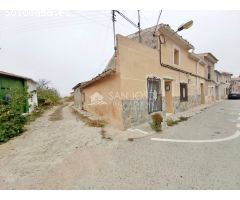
[200,83,205,104]
[164,80,174,113]
[215,86,219,100]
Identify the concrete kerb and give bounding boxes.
[126,101,220,141]
[71,106,103,121]
[70,101,221,142]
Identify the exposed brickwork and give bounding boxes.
[128,26,158,49]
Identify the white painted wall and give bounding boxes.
[74,87,82,109]
[26,80,38,113]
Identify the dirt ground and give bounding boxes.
[1,100,238,189]
[0,103,119,189]
[0,102,214,189]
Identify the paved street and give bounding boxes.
[0,100,240,189]
[73,100,240,189]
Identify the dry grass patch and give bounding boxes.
[71,108,111,140]
[87,120,105,127]
[178,116,189,122]
[71,108,106,127]
[71,109,89,122]
[166,116,190,127]
[166,119,179,126]
[72,108,112,140]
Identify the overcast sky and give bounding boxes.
[0,10,239,96]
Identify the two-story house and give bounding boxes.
[197,53,218,103]
[214,69,222,100]
[220,71,232,98]
[73,24,215,130]
[231,76,240,94]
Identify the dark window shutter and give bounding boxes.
[180,84,183,101]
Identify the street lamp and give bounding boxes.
[177,20,193,32]
[158,20,193,69]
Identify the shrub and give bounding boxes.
[150,113,163,132]
[27,106,44,122]
[37,88,61,106]
[0,87,28,143]
[37,79,61,106]
[63,95,74,102]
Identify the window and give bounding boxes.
[147,78,162,113]
[180,83,188,102]
[174,48,179,65]
[82,92,85,103]
[208,66,211,80]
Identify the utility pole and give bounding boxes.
[111,10,141,51]
[112,10,117,51]
[153,10,162,37]
[138,10,141,43]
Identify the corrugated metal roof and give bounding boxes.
[0,70,37,83]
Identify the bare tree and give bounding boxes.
[37,79,51,89]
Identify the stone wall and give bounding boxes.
[122,99,150,129]
[121,98,167,129]
[127,26,158,50]
[121,95,201,129]
[74,87,82,108]
[173,95,201,113]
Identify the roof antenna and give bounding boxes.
[153,10,162,37]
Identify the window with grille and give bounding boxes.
[147,78,162,113]
[180,83,188,102]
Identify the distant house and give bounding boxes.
[231,76,240,94]
[73,24,232,130]
[0,71,38,113]
[220,71,232,98]
[197,53,219,102]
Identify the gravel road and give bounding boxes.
[0,103,116,189]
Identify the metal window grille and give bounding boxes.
[147,77,162,113]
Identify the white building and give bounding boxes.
[231,76,240,93]
[214,70,232,99]
[26,79,38,112]
[0,71,38,113]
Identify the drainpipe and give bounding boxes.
[157,34,212,83]
[196,60,200,96]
